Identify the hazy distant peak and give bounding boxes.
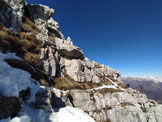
[122,76,162,83]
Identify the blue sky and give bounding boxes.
[27,0,162,77]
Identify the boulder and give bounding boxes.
[33,88,53,112]
[33,88,66,112]
[55,37,84,59]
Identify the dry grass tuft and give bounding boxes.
[118,82,127,89]
[141,107,147,113]
[21,17,41,36]
[97,88,123,94]
[48,31,56,43]
[105,105,112,111]
[0,22,51,86]
[121,102,135,107]
[95,64,102,68]
[53,73,104,90]
[98,75,114,86]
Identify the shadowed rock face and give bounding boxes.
[27,3,54,35]
[0,94,21,119]
[0,0,26,32]
[58,48,84,60]
[27,4,54,20]
[0,1,12,27]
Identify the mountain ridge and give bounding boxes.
[0,0,162,122]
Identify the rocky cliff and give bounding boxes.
[0,0,162,122]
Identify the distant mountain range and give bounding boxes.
[122,76,162,104]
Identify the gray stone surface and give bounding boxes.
[40,41,60,77]
[27,4,54,35]
[52,88,162,122]
[0,0,26,32]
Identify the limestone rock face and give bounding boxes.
[55,37,84,59]
[59,57,121,83]
[38,35,85,77]
[48,17,59,31]
[40,41,61,77]
[27,4,54,35]
[52,88,162,122]
[0,0,26,32]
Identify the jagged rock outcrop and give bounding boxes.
[59,57,121,83]
[27,4,54,35]
[40,41,60,77]
[32,88,53,112]
[0,0,162,122]
[0,0,26,32]
[55,37,84,59]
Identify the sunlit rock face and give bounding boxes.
[51,87,162,122]
[0,0,162,122]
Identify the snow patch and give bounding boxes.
[0,52,38,97]
[0,115,31,122]
[4,105,96,122]
[57,106,95,122]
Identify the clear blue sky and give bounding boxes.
[27,0,162,77]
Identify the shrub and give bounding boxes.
[21,23,32,32]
